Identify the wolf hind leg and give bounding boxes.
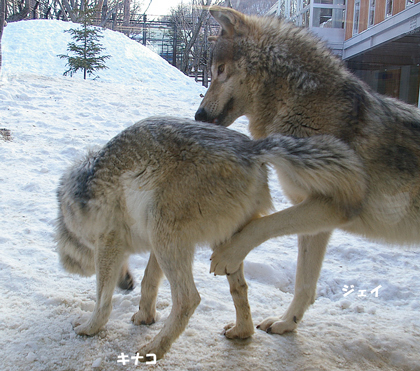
[136,241,200,360]
[118,259,135,291]
[224,262,254,339]
[132,251,163,325]
[257,232,330,334]
[75,231,126,336]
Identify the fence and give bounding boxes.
[98,14,217,86]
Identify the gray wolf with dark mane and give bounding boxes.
[196,7,420,335]
[57,117,365,359]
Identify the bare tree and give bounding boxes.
[180,0,212,73]
[123,0,129,24]
[61,0,77,21]
[233,0,277,15]
[169,3,191,71]
[4,0,142,26]
[170,0,213,75]
[7,0,31,21]
[168,0,274,83]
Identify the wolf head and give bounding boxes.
[195,6,252,127]
[195,7,343,133]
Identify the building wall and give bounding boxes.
[359,0,369,33]
[393,0,406,14]
[345,0,355,39]
[353,66,420,106]
[346,0,418,39]
[269,0,420,106]
[269,1,420,106]
[374,0,386,25]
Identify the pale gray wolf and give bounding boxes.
[56,117,270,360]
[196,6,420,335]
[56,117,366,359]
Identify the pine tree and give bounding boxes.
[59,8,110,80]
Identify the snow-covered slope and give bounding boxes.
[1,20,419,371]
[3,19,200,92]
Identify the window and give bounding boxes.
[353,0,360,35]
[368,0,375,27]
[313,7,344,28]
[303,9,310,27]
[314,0,345,4]
[386,0,393,17]
[290,0,299,14]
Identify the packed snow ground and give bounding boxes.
[1,20,420,371]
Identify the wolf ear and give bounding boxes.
[209,6,248,37]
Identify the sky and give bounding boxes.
[146,0,184,15]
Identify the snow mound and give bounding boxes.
[2,19,199,91]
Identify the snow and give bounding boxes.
[1,20,420,371]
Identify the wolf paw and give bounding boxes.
[224,322,254,339]
[118,270,135,291]
[257,316,297,334]
[74,320,101,336]
[131,309,156,326]
[210,239,244,276]
[135,344,164,362]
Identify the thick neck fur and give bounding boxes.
[237,16,362,141]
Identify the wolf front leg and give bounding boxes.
[132,251,163,325]
[210,197,345,275]
[75,232,126,336]
[224,262,254,339]
[209,198,347,335]
[257,232,331,334]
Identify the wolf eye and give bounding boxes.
[217,64,225,76]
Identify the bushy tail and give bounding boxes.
[253,135,367,213]
[55,214,95,277]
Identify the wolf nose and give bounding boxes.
[195,108,209,122]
